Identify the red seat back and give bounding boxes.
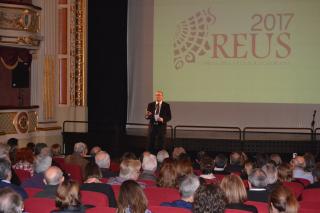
[100,178,109,183]
[110,162,120,173]
[225,209,252,213]
[81,190,108,207]
[295,178,310,187]
[245,201,268,213]
[13,168,31,182]
[283,181,304,198]
[64,164,83,183]
[24,197,56,213]
[299,201,318,210]
[301,189,320,202]
[53,157,65,170]
[24,187,42,197]
[86,207,116,213]
[149,205,191,213]
[144,187,180,206]
[111,185,121,199]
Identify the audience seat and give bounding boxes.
[24,197,56,213]
[81,190,109,207]
[13,168,31,182]
[110,162,120,173]
[149,206,191,213]
[86,207,116,213]
[111,185,121,198]
[100,178,109,183]
[283,181,304,198]
[225,209,252,213]
[295,178,310,187]
[64,164,83,183]
[144,187,180,206]
[299,201,318,210]
[245,201,268,213]
[24,187,42,197]
[52,157,65,170]
[139,179,157,186]
[301,189,320,202]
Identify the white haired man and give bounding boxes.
[139,153,157,182]
[95,151,116,178]
[64,142,89,176]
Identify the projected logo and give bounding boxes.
[173,9,216,70]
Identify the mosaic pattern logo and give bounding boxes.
[173,8,216,70]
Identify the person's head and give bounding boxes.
[199,155,214,174]
[269,185,298,213]
[214,154,228,169]
[35,156,52,173]
[84,162,102,180]
[15,148,34,164]
[248,168,268,188]
[179,174,200,202]
[120,152,137,162]
[26,142,35,153]
[155,90,164,102]
[7,138,18,150]
[51,144,62,156]
[193,184,226,213]
[90,146,101,156]
[220,174,247,204]
[262,163,278,185]
[291,156,306,169]
[277,163,293,182]
[157,158,178,188]
[73,142,87,156]
[156,149,169,164]
[304,153,315,173]
[34,143,50,157]
[229,152,242,166]
[270,154,282,166]
[312,162,320,182]
[243,160,256,177]
[55,180,81,210]
[0,188,23,213]
[44,166,64,185]
[119,159,141,180]
[118,180,148,213]
[95,151,111,169]
[176,157,193,180]
[0,143,10,161]
[255,153,269,168]
[172,147,186,160]
[0,158,12,181]
[142,153,157,172]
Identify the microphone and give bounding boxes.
[311,110,316,130]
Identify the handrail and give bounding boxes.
[126,122,174,140]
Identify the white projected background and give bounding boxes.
[127,0,320,128]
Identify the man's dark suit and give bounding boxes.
[146,101,171,152]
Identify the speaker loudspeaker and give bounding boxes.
[12,62,30,88]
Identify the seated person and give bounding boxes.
[64,142,89,177]
[80,162,116,207]
[262,163,280,192]
[213,154,230,175]
[156,158,178,188]
[220,175,257,213]
[12,147,35,176]
[21,155,52,189]
[161,174,200,210]
[89,146,101,157]
[117,180,152,213]
[95,151,116,178]
[35,166,64,198]
[0,159,27,199]
[225,152,244,173]
[0,188,24,213]
[247,168,269,202]
[277,163,305,187]
[305,162,320,189]
[156,150,169,169]
[291,156,313,183]
[51,144,63,157]
[139,153,157,182]
[269,185,298,213]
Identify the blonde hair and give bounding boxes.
[119,159,141,180]
[220,175,247,204]
[269,185,298,213]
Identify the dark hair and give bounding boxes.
[199,155,214,174]
[215,154,227,168]
[255,153,269,168]
[34,143,48,156]
[26,142,35,153]
[7,138,18,148]
[0,159,11,180]
[157,158,178,188]
[269,185,298,213]
[84,162,102,180]
[312,162,320,182]
[193,184,226,213]
[120,152,137,162]
[117,180,148,213]
[55,180,81,210]
[304,153,315,173]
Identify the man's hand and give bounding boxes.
[157,117,164,122]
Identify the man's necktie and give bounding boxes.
[155,103,160,115]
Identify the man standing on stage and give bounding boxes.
[145,91,171,153]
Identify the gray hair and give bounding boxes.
[157,150,169,163]
[142,154,157,172]
[248,168,268,188]
[0,144,10,160]
[95,151,111,169]
[0,159,11,180]
[262,163,278,184]
[74,142,87,154]
[179,174,200,199]
[119,159,141,179]
[0,188,23,213]
[35,156,52,173]
[44,166,63,185]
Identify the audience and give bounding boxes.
[172,147,186,160]
[139,153,157,182]
[156,149,169,166]
[95,151,116,178]
[35,166,64,198]
[26,142,35,153]
[108,159,142,186]
[64,142,89,176]
[305,162,320,189]
[304,152,315,173]
[34,143,50,158]
[21,155,52,189]
[0,158,27,199]
[225,152,243,173]
[220,175,257,213]
[0,143,20,186]
[270,154,282,167]
[7,138,18,163]
[199,155,216,181]
[90,146,101,157]
[277,163,294,183]
[193,184,226,213]
[213,154,230,175]
[247,168,269,202]
[161,174,200,210]
[157,158,178,188]
[12,148,35,176]
[117,180,152,213]
[51,144,63,157]
[176,156,194,182]
[0,188,24,213]
[269,185,298,213]
[262,163,280,192]
[291,156,313,183]
[80,162,116,207]
[241,160,256,180]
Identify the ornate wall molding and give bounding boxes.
[0,3,42,49]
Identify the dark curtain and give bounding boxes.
[87,1,128,153]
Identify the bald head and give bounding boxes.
[95,151,110,169]
[44,166,64,185]
[292,156,306,169]
[90,146,101,156]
